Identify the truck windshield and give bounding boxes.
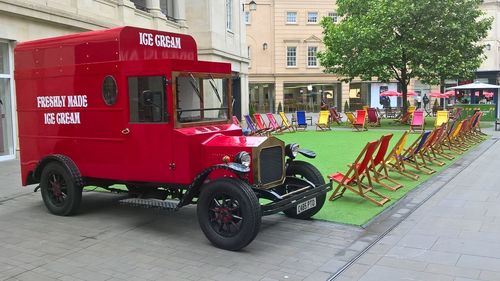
[176,73,229,123]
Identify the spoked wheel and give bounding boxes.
[208,193,244,237]
[197,178,261,251]
[283,160,326,220]
[40,162,82,216]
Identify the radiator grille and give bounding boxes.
[259,146,284,184]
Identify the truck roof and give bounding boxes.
[14,26,199,71]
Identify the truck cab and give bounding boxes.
[14,27,331,250]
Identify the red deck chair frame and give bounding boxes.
[266,113,285,134]
[329,107,343,125]
[353,110,368,131]
[367,134,403,191]
[367,108,381,127]
[328,140,390,206]
[253,113,274,134]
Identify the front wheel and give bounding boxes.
[283,161,326,220]
[40,162,82,216]
[197,178,261,251]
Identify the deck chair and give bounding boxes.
[244,114,266,135]
[449,107,463,121]
[266,113,285,134]
[253,113,273,134]
[471,111,485,136]
[420,128,446,166]
[328,140,390,206]
[316,110,331,131]
[345,112,356,129]
[384,131,419,180]
[232,115,241,126]
[435,110,449,128]
[368,134,403,191]
[362,105,369,113]
[329,107,343,125]
[408,106,416,114]
[409,110,425,133]
[352,110,367,131]
[296,111,308,131]
[401,131,436,175]
[278,112,296,132]
[367,108,381,126]
[394,111,412,124]
[428,124,455,161]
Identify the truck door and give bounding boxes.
[122,75,173,183]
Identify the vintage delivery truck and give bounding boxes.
[14,26,331,250]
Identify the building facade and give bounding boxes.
[245,0,500,114]
[0,0,249,161]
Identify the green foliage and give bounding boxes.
[318,0,492,113]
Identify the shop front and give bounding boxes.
[283,83,341,113]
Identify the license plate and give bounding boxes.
[296,198,316,214]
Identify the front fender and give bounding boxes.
[178,163,249,208]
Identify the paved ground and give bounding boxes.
[0,127,498,281]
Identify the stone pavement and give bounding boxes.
[0,127,498,281]
[334,127,500,281]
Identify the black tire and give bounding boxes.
[40,162,82,216]
[197,178,261,251]
[283,161,326,220]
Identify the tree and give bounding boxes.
[318,0,492,113]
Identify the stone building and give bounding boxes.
[0,0,249,161]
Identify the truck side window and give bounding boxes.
[128,76,167,123]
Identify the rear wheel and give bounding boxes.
[40,162,82,216]
[283,161,326,219]
[197,178,261,251]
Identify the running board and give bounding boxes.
[119,198,180,211]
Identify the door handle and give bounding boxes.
[121,128,130,135]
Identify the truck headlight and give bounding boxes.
[234,151,251,167]
[285,143,299,159]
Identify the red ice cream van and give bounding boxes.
[14,26,331,250]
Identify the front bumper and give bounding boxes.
[256,180,332,216]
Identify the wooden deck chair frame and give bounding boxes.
[401,131,436,175]
[329,107,343,125]
[409,110,425,133]
[435,110,449,128]
[430,125,455,161]
[394,111,412,125]
[384,131,420,181]
[420,128,446,166]
[345,112,356,129]
[266,113,285,134]
[278,112,296,132]
[296,111,308,131]
[316,110,332,131]
[367,133,403,191]
[367,108,381,127]
[243,114,266,136]
[253,113,274,135]
[353,110,368,131]
[328,140,390,206]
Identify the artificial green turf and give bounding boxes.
[332,117,493,130]
[277,130,480,226]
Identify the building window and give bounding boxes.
[244,11,250,24]
[328,12,339,23]
[286,12,297,24]
[160,0,175,20]
[287,46,297,67]
[131,0,147,12]
[0,41,14,159]
[226,0,233,31]
[307,12,318,23]
[307,46,318,67]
